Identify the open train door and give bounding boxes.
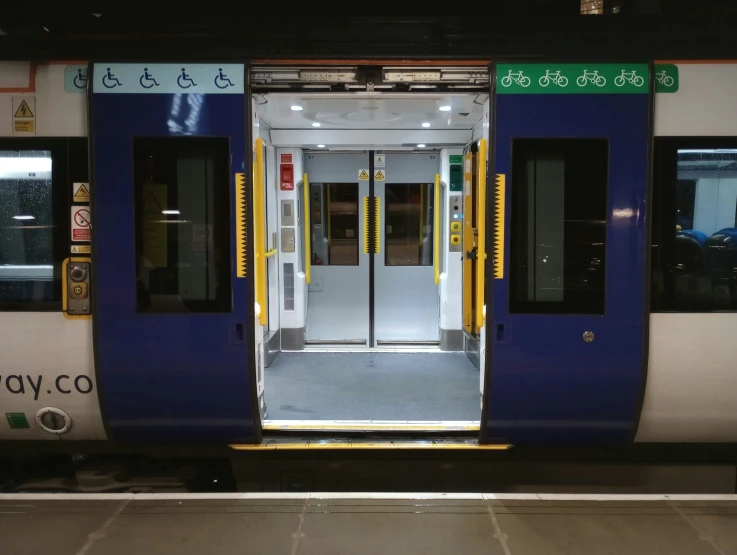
[90,64,259,443]
[482,62,651,446]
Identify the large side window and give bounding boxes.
[509,139,608,314]
[652,138,737,312]
[134,137,232,313]
[0,139,83,311]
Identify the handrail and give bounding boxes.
[475,139,488,334]
[303,172,311,285]
[434,174,440,285]
[254,138,267,327]
[264,249,277,258]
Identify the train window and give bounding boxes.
[509,139,608,314]
[310,183,359,266]
[0,149,58,309]
[384,183,434,266]
[133,137,232,313]
[652,139,737,312]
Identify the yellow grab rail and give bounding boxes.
[475,139,488,334]
[434,174,440,285]
[303,173,311,285]
[254,138,267,327]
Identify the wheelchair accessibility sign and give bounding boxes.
[92,64,244,94]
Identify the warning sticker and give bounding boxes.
[374,154,385,168]
[358,169,369,180]
[71,206,91,242]
[72,245,91,254]
[374,170,385,181]
[12,97,36,136]
[73,182,90,202]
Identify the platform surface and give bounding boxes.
[1,493,737,555]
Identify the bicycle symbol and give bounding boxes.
[177,68,197,89]
[500,70,531,88]
[576,69,606,87]
[73,68,87,89]
[655,70,674,87]
[614,69,645,87]
[139,67,160,89]
[539,70,568,87]
[214,68,234,89]
[102,68,122,89]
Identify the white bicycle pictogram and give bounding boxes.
[500,70,531,88]
[576,69,606,87]
[614,69,645,87]
[539,70,568,87]
[655,70,674,87]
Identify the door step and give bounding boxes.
[262,420,480,433]
[230,438,511,450]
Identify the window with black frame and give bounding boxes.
[652,139,737,312]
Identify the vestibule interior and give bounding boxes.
[251,88,490,430]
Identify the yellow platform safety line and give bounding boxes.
[235,173,247,278]
[493,174,506,280]
[434,174,440,285]
[374,196,381,254]
[254,139,267,326]
[230,442,512,451]
[62,257,92,320]
[475,139,488,335]
[363,196,370,253]
[303,172,310,285]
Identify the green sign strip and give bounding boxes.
[449,155,463,164]
[6,412,29,429]
[496,63,679,94]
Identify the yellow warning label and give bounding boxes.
[374,170,385,181]
[14,120,34,133]
[14,100,34,118]
[358,169,369,180]
[73,183,90,202]
[72,245,91,254]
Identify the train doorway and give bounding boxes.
[249,64,490,432]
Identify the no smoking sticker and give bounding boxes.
[71,206,91,241]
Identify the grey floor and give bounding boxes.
[264,352,479,421]
[3,495,737,555]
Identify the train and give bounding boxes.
[1,57,736,460]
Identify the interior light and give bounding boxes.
[317,144,325,148]
[439,105,451,112]
[12,215,35,220]
[291,105,303,111]
[417,144,425,148]
[162,209,180,215]
[0,156,52,179]
[312,122,321,127]
[422,122,430,128]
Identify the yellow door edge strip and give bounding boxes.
[303,173,310,284]
[235,172,247,278]
[363,196,370,254]
[493,174,506,280]
[374,196,381,254]
[475,139,488,334]
[254,139,267,326]
[230,442,512,451]
[434,174,440,285]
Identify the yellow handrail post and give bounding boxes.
[303,173,311,285]
[254,138,267,327]
[434,174,440,285]
[475,139,488,334]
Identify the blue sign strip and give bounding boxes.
[92,64,244,94]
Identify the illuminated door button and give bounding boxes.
[451,222,461,232]
[70,282,87,299]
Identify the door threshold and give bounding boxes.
[262,419,480,432]
[284,346,444,353]
[231,438,510,450]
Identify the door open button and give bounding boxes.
[70,282,87,299]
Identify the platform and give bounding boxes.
[1,493,736,555]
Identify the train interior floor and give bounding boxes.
[3,494,737,555]
[263,351,479,422]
